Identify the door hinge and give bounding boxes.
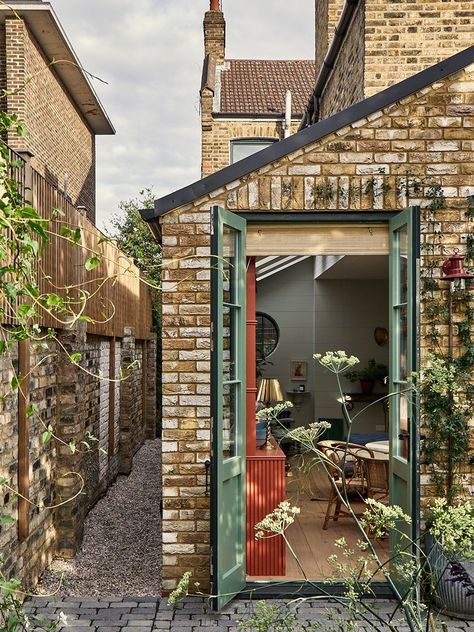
[210,321,214,352]
[210,207,214,235]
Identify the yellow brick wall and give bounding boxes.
[161,64,474,589]
[364,0,474,97]
[319,0,365,119]
[1,19,96,221]
[201,113,301,177]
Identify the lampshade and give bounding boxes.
[257,378,284,404]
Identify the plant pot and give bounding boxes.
[360,379,375,394]
[256,421,267,440]
[426,534,474,620]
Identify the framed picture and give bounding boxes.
[290,360,307,381]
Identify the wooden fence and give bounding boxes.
[2,152,154,340]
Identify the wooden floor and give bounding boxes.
[283,496,389,580]
[249,456,389,581]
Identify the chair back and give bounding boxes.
[364,457,389,496]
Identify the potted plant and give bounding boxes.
[425,498,474,619]
[345,358,388,394]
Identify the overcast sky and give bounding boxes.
[49,0,314,229]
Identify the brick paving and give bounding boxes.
[25,596,474,631]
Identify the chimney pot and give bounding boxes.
[210,0,220,11]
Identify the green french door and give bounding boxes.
[389,206,420,588]
[211,205,247,610]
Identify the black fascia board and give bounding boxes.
[143,46,474,223]
[236,211,398,223]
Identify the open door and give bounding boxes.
[211,205,247,609]
[389,206,420,588]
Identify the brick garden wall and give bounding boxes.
[0,18,96,222]
[160,64,474,590]
[0,329,157,588]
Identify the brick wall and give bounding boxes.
[160,64,474,589]
[201,116,302,177]
[0,327,157,587]
[319,0,365,119]
[0,19,96,221]
[315,0,345,70]
[364,0,474,97]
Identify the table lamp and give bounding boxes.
[257,378,284,450]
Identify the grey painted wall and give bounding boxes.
[314,279,389,434]
[257,257,315,427]
[256,258,389,435]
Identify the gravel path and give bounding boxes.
[37,439,162,597]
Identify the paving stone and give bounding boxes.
[125,621,155,627]
[96,628,122,632]
[130,608,157,615]
[81,601,107,608]
[120,627,152,632]
[111,602,138,608]
[122,614,157,621]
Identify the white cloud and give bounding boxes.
[50,0,314,230]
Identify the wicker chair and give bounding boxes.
[316,440,374,530]
[363,457,389,504]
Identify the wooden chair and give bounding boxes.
[316,440,374,530]
[363,457,389,504]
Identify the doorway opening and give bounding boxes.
[248,253,390,581]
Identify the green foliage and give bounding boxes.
[345,358,388,383]
[237,601,320,632]
[426,499,474,558]
[108,188,161,332]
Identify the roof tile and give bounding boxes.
[219,59,315,115]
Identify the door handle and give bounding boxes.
[205,459,211,496]
[398,432,410,440]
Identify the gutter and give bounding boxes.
[299,0,359,130]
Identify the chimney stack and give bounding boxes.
[204,0,225,65]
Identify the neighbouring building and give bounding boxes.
[0,0,114,223]
[201,1,315,176]
[141,0,474,608]
[0,2,157,588]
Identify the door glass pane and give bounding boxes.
[397,391,409,461]
[398,226,408,304]
[223,226,237,304]
[222,382,236,459]
[398,305,408,381]
[223,305,237,381]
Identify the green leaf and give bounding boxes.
[46,293,62,308]
[41,426,53,445]
[78,315,94,323]
[85,255,101,271]
[60,226,73,238]
[73,228,82,244]
[26,404,37,417]
[0,514,15,525]
[70,353,81,364]
[11,376,21,391]
[68,441,76,454]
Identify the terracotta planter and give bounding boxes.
[426,535,474,620]
[360,379,375,394]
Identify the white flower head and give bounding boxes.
[314,351,359,374]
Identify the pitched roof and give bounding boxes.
[0,2,114,135]
[141,45,474,229]
[218,59,315,115]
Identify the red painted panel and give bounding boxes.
[245,257,286,577]
[246,257,257,457]
[246,444,286,576]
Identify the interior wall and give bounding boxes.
[256,258,315,426]
[314,279,389,434]
[256,257,389,436]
